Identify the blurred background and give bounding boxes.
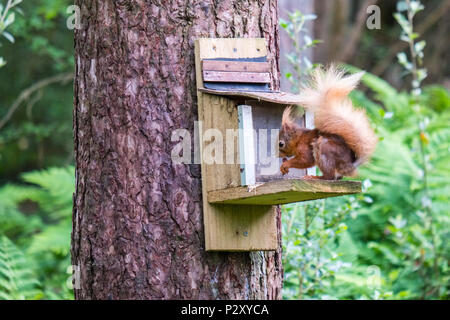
[0,0,448,299]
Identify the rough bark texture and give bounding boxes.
[72,0,283,300]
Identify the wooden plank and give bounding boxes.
[201,93,241,191]
[199,88,304,105]
[204,82,271,93]
[195,38,278,251]
[197,38,268,60]
[238,105,256,186]
[208,179,362,205]
[203,71,270,83]
[203,60,271,72]
[204,204,277,252]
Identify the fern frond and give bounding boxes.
[0,236,42,300]
[27,220,72,256]
[20,166,75,220]
[0,184,44,238]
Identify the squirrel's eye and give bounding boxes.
[279,141,285,148]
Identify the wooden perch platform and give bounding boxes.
[208,179,362,205]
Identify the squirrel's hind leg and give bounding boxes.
[311,137,341,180]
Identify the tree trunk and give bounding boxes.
[72,0,283,300]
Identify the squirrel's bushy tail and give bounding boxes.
[298,66,377,166]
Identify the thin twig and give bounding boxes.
[26,89,43,120]
[0,72,73,130]
[0,0,13,26]
[372,0,450,76]
[336,0,380,62]
[404,0,440,298]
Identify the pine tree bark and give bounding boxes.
[72,0,283,300]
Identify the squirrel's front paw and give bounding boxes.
[280,162,290,175]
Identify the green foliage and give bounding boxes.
[279,10,321,92]
[282,199,359,299]
[0,235,41,299]
[283,77,450,299]
[349,71,450,299]
[282,2,449,300]
[394,0,427,97]
[0,166,75,299]
[0,0,74,183]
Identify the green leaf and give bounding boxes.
[393,13,410,34]
[4,12,15,28]
[410,32,420,40]
[397,1,408,11]
[397,52,408,65]
[12,0,23,6]
[303,34,312,46]
[279,19,289,29]
[410,1,424,14]
[303,14,317,21]
[417,68,427,82]
[415,40,426,53]
[27,220,72,255]
[2,31,14,43]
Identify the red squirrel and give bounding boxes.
[279,66,378,180]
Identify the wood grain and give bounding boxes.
[199,87,304,105]
[203,71,271,83]
[203,60,271,72]
[197,38,268,60]
[208,179,362,205]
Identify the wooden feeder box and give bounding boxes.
[195,38,361,252]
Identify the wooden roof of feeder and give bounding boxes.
[195,38,305,106]
[198,88,304,105]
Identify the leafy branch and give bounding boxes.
[279,10,321,92]
[0,72,73,130]
[0,0,23,68]
[394,0,441,298]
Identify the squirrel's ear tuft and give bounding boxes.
[282,106,296,130]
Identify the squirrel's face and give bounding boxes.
[279,106,302,157]
[278,128,295,157]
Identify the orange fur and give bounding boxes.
[281,106,298,130]
[297,66,378,165]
